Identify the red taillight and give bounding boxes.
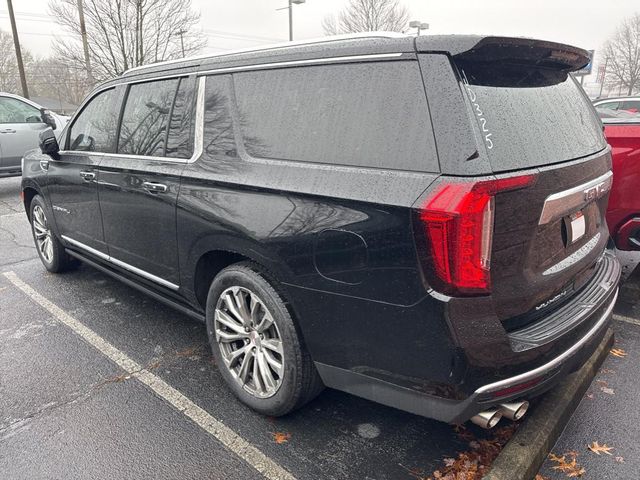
[418,174,536,296]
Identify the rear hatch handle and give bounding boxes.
[538,171,612,225]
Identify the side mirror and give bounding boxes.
[39,128,60,159]
[40,108,57,130]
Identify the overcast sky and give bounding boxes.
[1,0,638,84]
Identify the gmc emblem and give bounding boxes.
[583,181,610,202]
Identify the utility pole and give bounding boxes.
[6,0,29,98]
[288,0,293,41]
[76,0,93,82]
[175,29,186,57]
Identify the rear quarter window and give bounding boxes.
[456,61,606,172]
[232,61,438,172]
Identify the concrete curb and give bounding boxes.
[483,327,615,480]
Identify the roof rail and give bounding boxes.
[123,31,407,75]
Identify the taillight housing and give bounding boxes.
[416,174,536,296]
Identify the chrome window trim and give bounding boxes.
[59,76,205,165]
[538,170,613,225]
[61,235,180,290]
[124,32,408,75]
[475,288,618,395]
[197,52,405,76]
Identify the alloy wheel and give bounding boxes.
[214,286,284,398]
[32,205,54,264]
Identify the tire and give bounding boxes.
[29,195,78,273]
[206,262,324,416]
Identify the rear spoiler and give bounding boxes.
[416,35,590,72]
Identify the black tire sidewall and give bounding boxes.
[206,265,304,416]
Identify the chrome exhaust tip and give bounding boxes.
[470,408,502,429]
[499,401,529,421]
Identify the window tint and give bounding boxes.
[596,101,619,111]
[0,97,42,124]
[233,62,437,172]
[456,61,606,172]
[118,79,179,156]
[202,75,236,157]
[68,88,119,152]
[621,101,640,113]
[166,77,196,158]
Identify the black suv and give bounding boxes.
[21,34,620,428]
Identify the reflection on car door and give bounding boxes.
[47,87,122,254]
[97,76,197,289]
[0,96,49,171]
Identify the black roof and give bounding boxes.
[106,33,589,87]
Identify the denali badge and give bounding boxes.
[535,290,568,310]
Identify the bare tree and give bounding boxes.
[321,0,410,36]
[0,29,20,92]
[49,0,206,83]
[603,13,640,96]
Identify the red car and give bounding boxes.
[594,98,640,250]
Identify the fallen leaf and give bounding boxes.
[535,475,551,480]
[600,368,616,374]
[596,380,608,386]
[610,348,628,358]
[567,467,586,477]
[615,456,625,463]
[600,387,615,395]
[548,451,585,477]
[588,441,614,455]
[586,393,594,399]
[272,432,291,444]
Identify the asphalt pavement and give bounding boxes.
[537,270,640,480]
[1,174,638,480]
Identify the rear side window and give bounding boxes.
[233,61,438,172]
[68,88,119,152]
[456,61,606,172]
[118,78,179,157]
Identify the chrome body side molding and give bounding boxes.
[61,235,179,291]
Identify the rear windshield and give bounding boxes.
[455,61,606,172]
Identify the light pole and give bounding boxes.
[277,0,306,41]
[409,20,429,36]
[598,57,609,99]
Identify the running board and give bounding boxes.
[66,249,205,323]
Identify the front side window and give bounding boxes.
[232,61,437,172]
[0,97,42,124]
[118,79,179,157]
[68,88,119,152]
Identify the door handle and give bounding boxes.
[142,181,168,193]
[80,170,96,181]
[0,128,16,134]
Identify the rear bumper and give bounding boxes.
[315,286,617,424]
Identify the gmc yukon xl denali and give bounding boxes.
[21,33,620,428]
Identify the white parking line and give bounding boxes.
[2,271,296,480]
[613,313,640,327]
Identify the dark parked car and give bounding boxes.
[593,99,640,251]
[21,34,620,429]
